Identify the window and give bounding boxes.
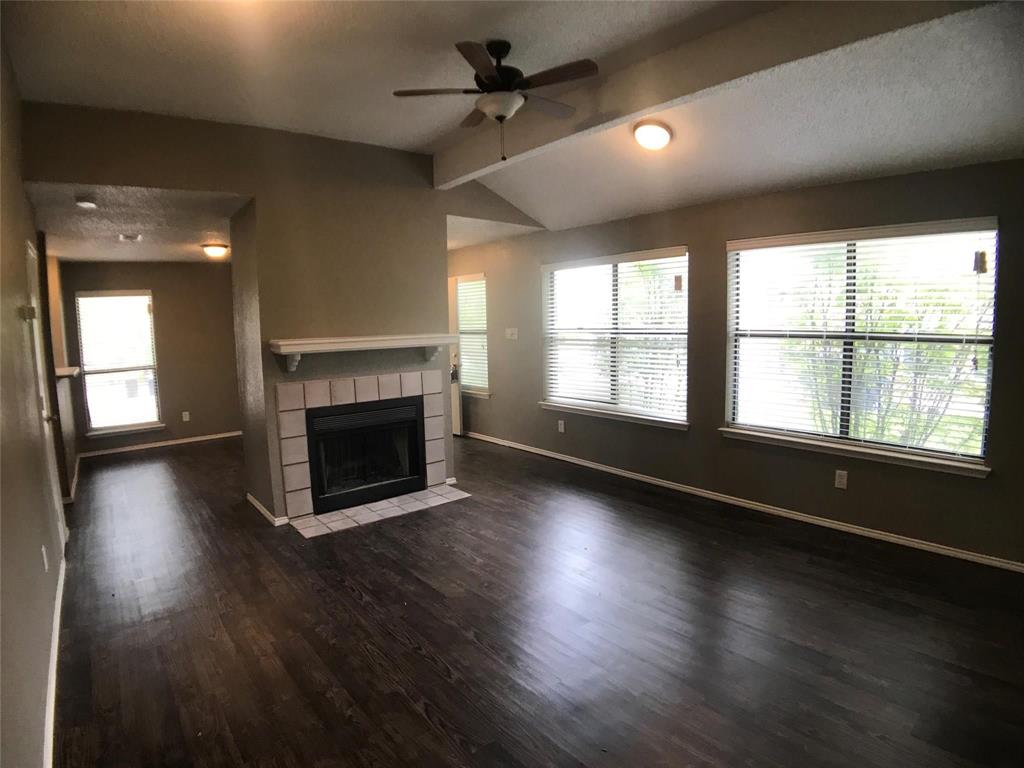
[726,219,997,460]
[76,290,161,432]
[456,275,488,392]
[542,248,688,424]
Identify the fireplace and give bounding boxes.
[306,396,426,513]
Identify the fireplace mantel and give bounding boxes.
[269,333,458,371]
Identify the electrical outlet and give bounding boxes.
[181,411,190,422]
[834,469,848,490]
[41,544,49,573]
[557,419,565,433]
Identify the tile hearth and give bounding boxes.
[289,485,471,538]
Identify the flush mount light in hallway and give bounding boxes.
[75,194,98,210]
[633,120,672,150]
[201,243,229,259]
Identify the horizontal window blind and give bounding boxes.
[76,291,161,430]
[727,224,998,458]
[456,277,488,391]
[543,250,688,422]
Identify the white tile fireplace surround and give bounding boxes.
[276,369,447,518]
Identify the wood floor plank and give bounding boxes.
[55,437,1023,768]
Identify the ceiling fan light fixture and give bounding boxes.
[201,243,230,259]
[475,91,525,122]
[633,120,672,151]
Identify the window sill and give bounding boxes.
[719,426,990,478]
[539,401,689,431]
[461,389,491,400]
[87,422,166,439]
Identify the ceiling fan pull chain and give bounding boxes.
[500,120,507,161]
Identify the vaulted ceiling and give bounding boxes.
[1,0,732,152]
[5,1,1022,245]
[478,2,1024,230]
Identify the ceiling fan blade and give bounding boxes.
[460,109,486,128]
[518,59,598,90]
[523,93,575,119]
[393,88,481,97]
[455,41,499,83]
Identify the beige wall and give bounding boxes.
[46,252,67,367]
[229,200,273,508]
[0,49,67,768]
[60,260,241,453]
[449,160,1024,563]
[21,103,520,512]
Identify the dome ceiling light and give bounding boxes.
[633,120,673,151]
[201,243,230,259]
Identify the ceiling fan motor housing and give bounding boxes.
[475,91,525,122]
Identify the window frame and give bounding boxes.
[455,273,489,395]
[723,217,997,477]
[540,246,689,428]
[75,289,164,435]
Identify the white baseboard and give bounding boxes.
[62,454,80,504]
[465,431,1024,574]
[43,556,66,768]
[247,492,288,526]
[79,430,242,458]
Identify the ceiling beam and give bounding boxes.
[433,1,982,190]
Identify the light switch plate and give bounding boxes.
[182,411,191,422]
[834,469,848,490]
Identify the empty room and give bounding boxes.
[1,2,1022,767]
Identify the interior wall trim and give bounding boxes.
[43,556,67,768]
[248,493,290,528]
[463,431,1024,574]
[78,430,242,458]
[246,492,288,526]
[62,454,80,504]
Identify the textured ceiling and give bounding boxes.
[446,215,542,251]
[2,0,725,153]
[480,4,1024,230]
[28,184,249,262]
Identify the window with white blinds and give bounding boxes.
[456,276,489,391]
[543,248,688,423]
[726,219,998,459]
[76,291,161,431]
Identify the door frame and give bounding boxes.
[447,276,462,435]
[25,236,69,545]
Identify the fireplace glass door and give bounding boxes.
[306,396,426,513]
[319,422,414,494]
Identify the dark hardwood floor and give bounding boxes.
[56,436,1023,768]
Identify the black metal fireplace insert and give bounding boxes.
[305,395,426,514]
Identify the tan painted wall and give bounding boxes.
[229,200,273,508]
[46,252,67,367]
[448,160,1024,563]
[59,261,241,453]
[21,103,513,512]
[0,49,67,768]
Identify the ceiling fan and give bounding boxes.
[394,39,598,160]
